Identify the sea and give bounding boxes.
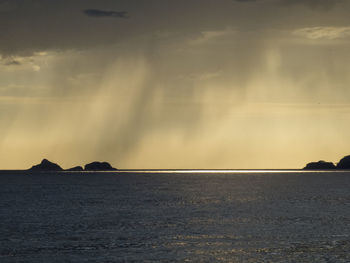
[1,170,350,262]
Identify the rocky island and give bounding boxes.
[84,161,117,171]
[28,159,117,171]
[29,159,63,171]
[303,155,350,170]
[336,155,350,169]
[66,166,84,171]
[303,160,336,170]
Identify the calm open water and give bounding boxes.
[1,170,350,262]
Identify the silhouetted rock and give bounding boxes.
[84,161,117,171]
[66,166,84,171]
[337,155,350,169]
[29,159,63,171]
[303,160,336,170]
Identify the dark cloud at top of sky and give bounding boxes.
[0,0,349,56]
[0,0,18,13]
[83,9,128,18]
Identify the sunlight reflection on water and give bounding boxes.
[117,169,348,174]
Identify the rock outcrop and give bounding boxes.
[29,159,63,171]
[303,160,336,170]
[337,155,350,169]
[66,166,84,171]
[84,161,117,171]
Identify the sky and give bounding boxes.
[1,0,350,169]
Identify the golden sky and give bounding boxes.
[1,0,350,169]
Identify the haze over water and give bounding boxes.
[2,170,350,262]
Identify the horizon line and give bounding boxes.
[2,169,350,173]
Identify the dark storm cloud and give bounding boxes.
[0,0,349,57]
[83,9,128,18]
[0,0,18,13]
[2,0,350,169]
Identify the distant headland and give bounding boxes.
[29,159,117,171]
[303,155,350,170]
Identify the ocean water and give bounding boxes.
[1,170,350,262]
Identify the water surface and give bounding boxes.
[1,170,350,262]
